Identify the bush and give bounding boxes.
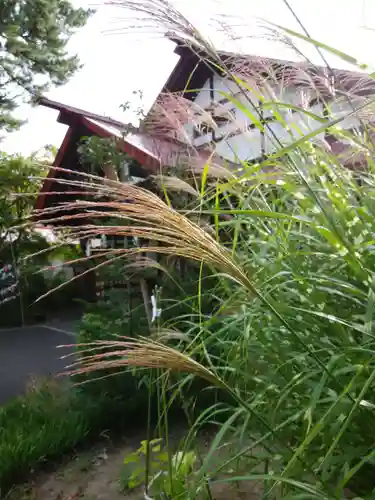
[0,242,84,327]
[0,268,85,327]
[75,287,150,399]
[0,265,48,327]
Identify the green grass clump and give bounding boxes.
[0,378,90,494]
[0,373,150,495]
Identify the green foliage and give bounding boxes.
[0,264,47,327]
[0,152,47,250]
[120,438,197,498]
[77,136,142,178]
[75,285,150,410]
[0,249,85,327]
[78,292,147,342]
[0,378,91,494]
[121,438,167,490]
[0,151,85,325]
[0,0,92,132]
[157,262,223,328]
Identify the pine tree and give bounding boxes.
[0,0,93,132]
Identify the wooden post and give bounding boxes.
[102,163,119,182]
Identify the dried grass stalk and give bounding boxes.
[36,173,255,294]
[66,337,221,387]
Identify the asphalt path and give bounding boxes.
[0,321,77,404]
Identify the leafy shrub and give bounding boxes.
[157,261,223,329]
[120,438,197,498]
[0,241,84,327]
[0,265,48,327]
[0,268,85,327]
[74,287,151,417]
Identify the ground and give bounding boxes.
[6,441,140,500]
[5,433,263,500]
[5,442,134,500]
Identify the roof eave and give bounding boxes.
[37,96,127,129]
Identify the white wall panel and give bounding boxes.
[183,74,357,163]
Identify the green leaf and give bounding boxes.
[213,475,328,498]
[199,209,311,223]
[262,101,329,123]
[219,91,265,132]
[270,23,370,69]
[123,452,140,465]
[198,408,244,479]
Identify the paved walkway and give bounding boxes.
[0,320,78,404]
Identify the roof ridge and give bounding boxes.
[37,97,127,129]
[166,32,365,76]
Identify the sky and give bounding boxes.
[2,0,375,156]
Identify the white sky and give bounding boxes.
[2,0,375,155]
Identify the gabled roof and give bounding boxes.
[37,97,200,168]
[37,96,128,129]
[163,35,375,101]
[82,116,196,167]
[35,99,215,211]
